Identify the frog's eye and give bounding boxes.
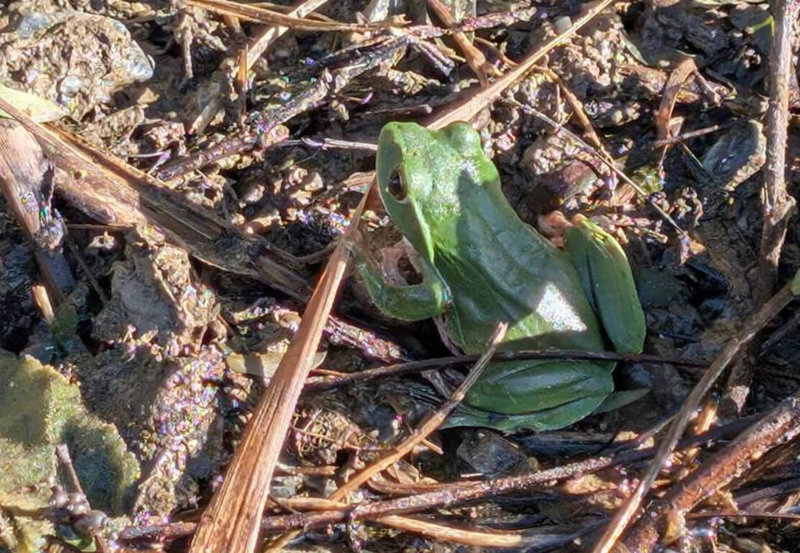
[386,168,407,201]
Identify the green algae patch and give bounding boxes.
[0,350,139,551]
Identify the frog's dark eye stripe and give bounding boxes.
[386,168,407,201]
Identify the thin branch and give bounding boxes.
[589,282,796,553]
[721,0,799,420]
[116,415,759,543]
[623,392,800,551]
[188,0,405,32]
[304,349,707,392]
[426,0,618,129]
[754,0,798,304]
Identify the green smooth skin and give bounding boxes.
[353,121,646,432]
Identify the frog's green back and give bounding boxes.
[437,194,606,355]
[376,122,605,355]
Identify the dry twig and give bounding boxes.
[721,0,800,419]
[156,37,409,181]
[589,282,796,553]
[623,393,800,551]
[427,0,618,129]
[116,415,759,545]
[187,193,368,553]
[0,96,311,300]
[0,120,74,300]
[188,0,333,134]
[267,324,508,549]
[188,0,405,32]
[753,0,797,306]
[654,57,698,169]
[425,0,499,86]
[377,515,525,548]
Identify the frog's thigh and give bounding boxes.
[466,361,613,415]
[445,392,609,432]
[564,221,646,354]
[487,393,610,432]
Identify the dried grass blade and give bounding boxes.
[426,0,617,130]
[188,190,369,553]
[188,0,404,32]
[379,515,524,548]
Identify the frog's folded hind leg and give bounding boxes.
[444,393,610,432]
[464,360,614,414]
[563,218,646,354]
[448,360,615,432]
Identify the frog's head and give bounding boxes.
[376,121,493,264]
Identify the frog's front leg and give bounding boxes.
[564,217,646,354]
[350,240,450,321]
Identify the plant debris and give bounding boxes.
[1,0,800,552]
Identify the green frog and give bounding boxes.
[352,121,646,432]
